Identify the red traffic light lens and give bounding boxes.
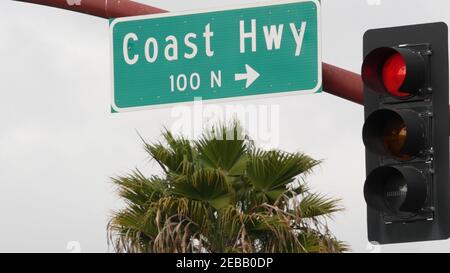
[382,53,409,97]
[362,47,426,97]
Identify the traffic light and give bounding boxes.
[361,22,450,244]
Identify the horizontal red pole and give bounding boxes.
[13,0,166,18]
[322,63,363,105]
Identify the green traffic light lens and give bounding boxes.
[364,166,427,215]
[384,175,408,212]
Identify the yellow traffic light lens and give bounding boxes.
[383,117,411,160]
[363,109,424,160]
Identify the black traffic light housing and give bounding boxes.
[362,22,450,244]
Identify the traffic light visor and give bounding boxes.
[362,109,425,160]
[364,166,427,214]
[362,47,426,97]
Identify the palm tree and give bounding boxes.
[108,122,347,253]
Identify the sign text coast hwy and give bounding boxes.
[110,0,321,112]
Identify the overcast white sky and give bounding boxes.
[1,0,450,253]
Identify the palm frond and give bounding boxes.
[195,121,248,174]
[112,170,169,207]
[107,205,157,253]
[246,150,320,201]
[297,193,343,219]
[170,168,234,209]
[143,130,195,173]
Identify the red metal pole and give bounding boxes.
[322,63,363,105]
[13,0,167,18]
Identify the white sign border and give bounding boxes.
[110,0,322,113]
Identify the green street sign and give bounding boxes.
[110,0,321,112]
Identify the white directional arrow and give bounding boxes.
[234,64,260,88]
